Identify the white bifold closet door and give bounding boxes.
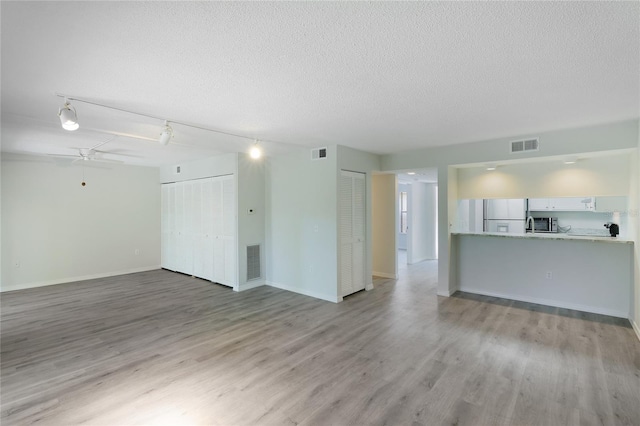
[161,184,175,271]
[161,175,236,287]
[340,170,366,297]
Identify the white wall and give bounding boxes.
[631,122,640,339]
[457,153,631,199]
[159,153,237,183]
[266,146,339,302]
[372,174,397,279]
[409,182,437,263]
[1,153,160,291]
[398,183,410,250]
[381,119,639,297]
[237,153,266,291]
[456,234,633,318]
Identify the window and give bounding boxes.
[400,191,408,233]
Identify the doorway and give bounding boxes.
[371,170,438,282]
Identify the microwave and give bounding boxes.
[530,217,558,233]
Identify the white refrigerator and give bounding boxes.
[483,199,526,234]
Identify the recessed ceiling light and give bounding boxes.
[563,156,578,164]
[486,164,497,171]
[407,172,416,175]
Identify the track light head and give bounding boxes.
[249,141,262,159]
[58,100,79,131]
[159,121,173,145]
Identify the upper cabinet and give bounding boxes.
[594,196,626,213]
[528,197,595,212]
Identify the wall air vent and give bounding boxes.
[246,244,261,281]
[510,138,539,154]
[311,147,328,160]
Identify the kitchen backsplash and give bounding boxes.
[531,211,628,237]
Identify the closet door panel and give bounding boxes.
[339,171,366,297]
[191,180,205,279]
[201,178,215,281]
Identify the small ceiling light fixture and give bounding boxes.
[249,140,262,159]
[486,163,497,171]
[563,156,578,165]
[58,99,79,131]
[407,172,416,175]
[158,121,173,145]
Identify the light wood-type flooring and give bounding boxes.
[2,260,639,425]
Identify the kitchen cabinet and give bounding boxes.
[594,196,626,213]
[528,197,595,212]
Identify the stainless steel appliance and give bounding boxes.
[483,199,526,234]
[527,217,558,233]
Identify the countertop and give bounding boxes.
[451,231,633,244]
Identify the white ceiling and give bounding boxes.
[1,1,638,167]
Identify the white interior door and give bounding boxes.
[211,175,236,287]
[174,182,186,273]
[161,184,171,270]
[182,181,194,275]
[212,177,224,283]
[191,179,204,279]
[340,171,366,297]
[201,178,215,281]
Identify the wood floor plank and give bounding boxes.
[2,263,639,425]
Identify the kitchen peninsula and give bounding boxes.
[452,231,633,318]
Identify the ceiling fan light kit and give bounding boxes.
[54,93,266,159]
[58,99,79,131]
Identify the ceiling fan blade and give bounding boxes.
[91,158,124,164]
[93,149,143,158]
[48,153,79,159]
[89,136,118,151]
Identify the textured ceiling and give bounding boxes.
[1,1,638,166]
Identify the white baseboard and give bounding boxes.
[236,280,266,292]
[459,286,628,319]
[372,271,398,279]
[265,280,339,303]
[0,266,161,293]
[631,318,640,342]
[437,290,453,297]
[365,282,374,291]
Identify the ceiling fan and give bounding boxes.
[49,136,127,164]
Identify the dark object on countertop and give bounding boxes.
[604,222,619,237]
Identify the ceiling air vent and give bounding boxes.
[510,138,539,154]
[311,147,327,160]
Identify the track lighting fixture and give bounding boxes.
[249,141,262,159]
[58,99,79,131]
[55,93,271,158]
[159,121,173,145]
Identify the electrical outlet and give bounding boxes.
[135,249,140,255]
[545,271,552,280]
